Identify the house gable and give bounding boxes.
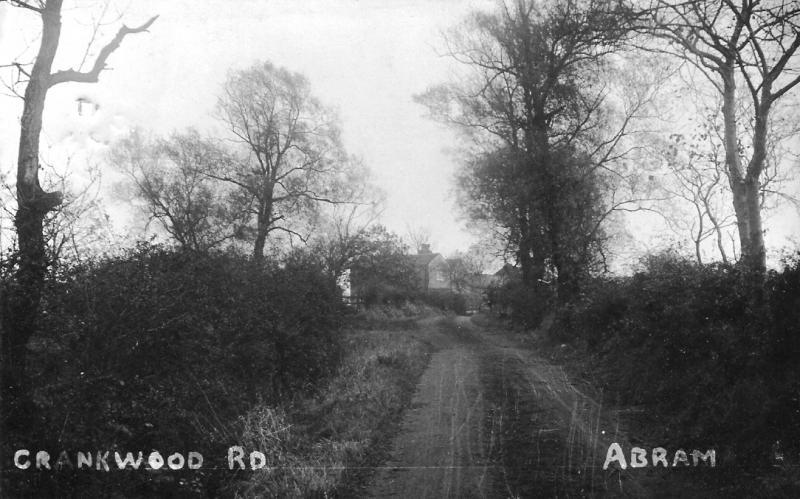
[426,254,450,290]
[407,252,451,291]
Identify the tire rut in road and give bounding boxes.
[364,342,494,498]
[478,329,653,499]
[362,318,644,498]
[480,347,594,498]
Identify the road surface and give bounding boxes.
[363,316,653,498]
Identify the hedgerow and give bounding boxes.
[7,243,344,496]
[548,250,800,465]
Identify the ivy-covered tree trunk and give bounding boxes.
[1,0,156,431]
[2,0,65,431]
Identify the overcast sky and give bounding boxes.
[1,0,497,255]
[1,0,798,265]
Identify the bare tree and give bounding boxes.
[40,159,112,268]
[310,202,384,287]
[649,93,797,266]
[215,61,352,261]
[112,129,247,252]
[659,130,736,264]
[447,244,494,293]
[405,224,432,254]
[308,162,384,278]
[0,0,156,429]
[639,0,800,277]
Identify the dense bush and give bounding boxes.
[358,281,468,315]
[360,288,468,315]
[422,289,467,315]
[487,280,554,327]
[549,250,800,465]
[7,244,344,496]
[360,281,419,307]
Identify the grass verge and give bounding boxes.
[230,319,433,497]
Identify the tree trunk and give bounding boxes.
[517,209,534,286]
[721,63,768,278]
[252,196,273,261]
[731,178,766,274]
[742,96,770,277]
[3,0,155,443]
[705,203,729,264]
[253,218,267,261]
[2,0,65,432]
[694,204,704,265]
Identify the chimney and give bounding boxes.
[419,243,431,254]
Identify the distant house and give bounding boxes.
[347,243,451,303]
[408,244,451,292]
[348,244,509,310]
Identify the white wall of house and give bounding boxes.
[427,255,451,290]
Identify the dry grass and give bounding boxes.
[232,322,431,497]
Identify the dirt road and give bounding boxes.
[363,316,650,498]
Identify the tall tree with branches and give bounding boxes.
[215,61,353,261]
[639,0,800,278]
[417,0,651,297]
[0,0,156,429]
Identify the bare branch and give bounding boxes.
[1,0,43,13]
[48,15,158,87]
